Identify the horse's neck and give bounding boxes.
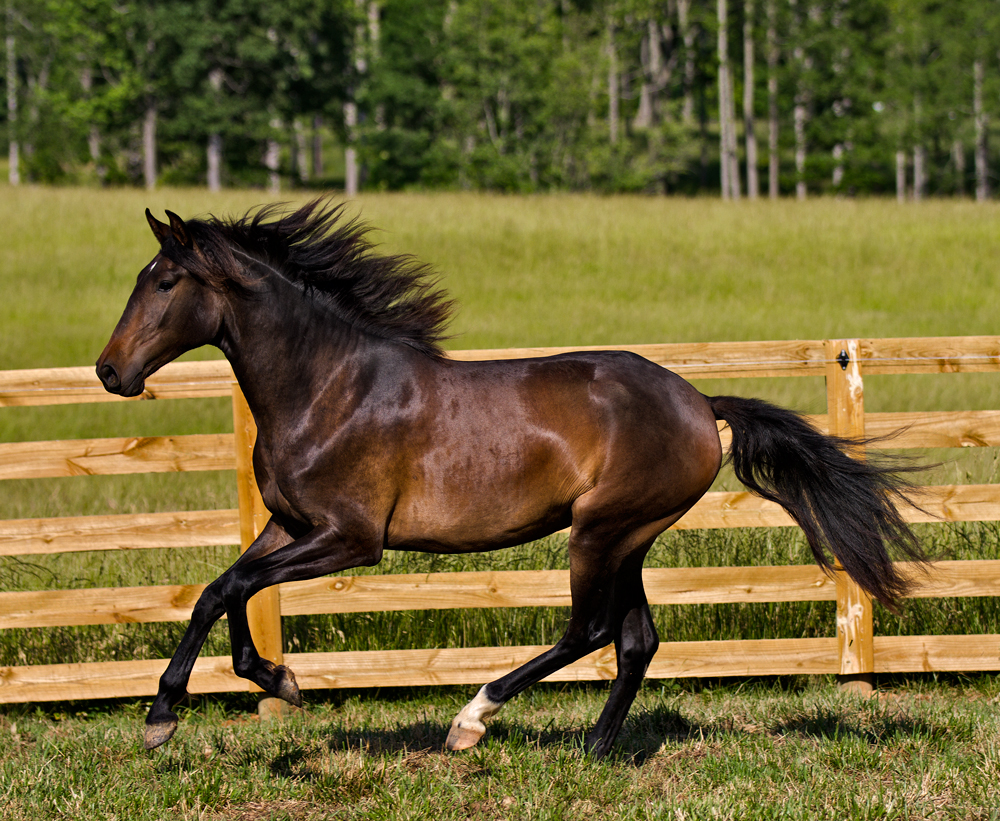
[219,280,361,431]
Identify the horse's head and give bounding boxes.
[96,210,226,397]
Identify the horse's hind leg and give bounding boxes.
[446,533,622,752]
[584,559,659,759]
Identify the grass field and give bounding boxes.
[2,187,1000,819]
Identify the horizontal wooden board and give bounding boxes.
[897,560,1000,599]
[864,410,1000,449]
[859,336,1000,375]
[4,631,1000,703]
[0,360,235,407]
[0,655,241,703]
[447,340,831,378]
[874,634,1000,673]
[0,434,236,479]
[0,509,239,556]
[672,485,1000,530]
[0,565,833,629]
[0,584,209,629]
[4,338,998,410]
[277,565,837,618]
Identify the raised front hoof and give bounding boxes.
[144,719,179,750]
[267,662,303,708]
[445,719,487,752]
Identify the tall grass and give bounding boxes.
[1,188,999,671]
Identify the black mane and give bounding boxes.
[175,199,454,358]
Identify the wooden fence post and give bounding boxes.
[232,384,288,720]
[825,339,875,695]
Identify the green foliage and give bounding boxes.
[3,1,999,192]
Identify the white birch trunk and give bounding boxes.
[207,134,222,192]
[634,19,657,129]
[678,0,696,126]
[312,115,324,179]
[294,119,309,183]
[6,7,19,187]
[953,139,965,196]
[912,145,925,201]
[974,59,988,202]
[265,118,281,195]
[608,20,619,146]
[142,103,156,190]
[344,101,359,195]
[718,0,740,200]
[743,0,758,199]
[895,150,906,203]
[832,143,844,189]
[766,0,778,198]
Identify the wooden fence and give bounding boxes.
[1,336,1000,704]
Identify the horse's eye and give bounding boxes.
[157,280,175,293]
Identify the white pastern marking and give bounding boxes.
[453,685,503,729]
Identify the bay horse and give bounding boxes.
[96,199,924,759]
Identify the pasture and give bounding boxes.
[2,187,1000,818]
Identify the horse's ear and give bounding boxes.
[146,208,172,246]
[165,210,194,250]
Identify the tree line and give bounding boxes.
[4,0,999,198]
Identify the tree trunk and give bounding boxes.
[265,118,281,194]
[207,133,222,192]
[6,5,19,186]
[832,143,844,189]
[312,115,324,179]
[974,59,988,202]
[953,139,965,196]
[634,19,658,129]
[718,0,740,200]
[608,19,619,146]
[766,0,778,198]
[912,144,925,201]
[143,102,156,190]
[895,150,906,203]
[793,95,806,200]
[678,0,696,126]
[743,0,758,199]
[207,68,223,192]
[344,101,359,195]
[294,119,309,183]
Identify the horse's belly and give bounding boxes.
[386,482,576,552]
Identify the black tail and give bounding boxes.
[708,395,927,610]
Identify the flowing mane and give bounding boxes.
[172,199,454,358]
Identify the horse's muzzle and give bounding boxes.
[97,361,121,392]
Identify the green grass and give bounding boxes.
[2,679,1000,820]
[3,188,1000,816]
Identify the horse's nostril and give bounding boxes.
[98,362,120,390]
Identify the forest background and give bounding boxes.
[4,0,1000,199]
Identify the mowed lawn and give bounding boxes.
[2,187,1000,820]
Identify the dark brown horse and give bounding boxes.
[97,200,924,758]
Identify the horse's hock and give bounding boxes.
[2,336,1000,706]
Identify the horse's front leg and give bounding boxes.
[218,521,383,712]
[144,519,294,750]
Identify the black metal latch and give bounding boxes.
[836,349,850,370]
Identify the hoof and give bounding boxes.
[272,665,303,708]
[445,719,486,752]
[144,719,178,750]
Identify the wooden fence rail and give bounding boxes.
[1,336,999,705]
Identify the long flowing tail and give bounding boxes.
[708,395,927,610]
